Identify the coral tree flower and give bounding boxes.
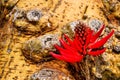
[50,23,114,63]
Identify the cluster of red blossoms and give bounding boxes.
[50,23,114,63]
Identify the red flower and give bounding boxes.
[50,23,114,63]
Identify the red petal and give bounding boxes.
[54,44,71,56]
[74,34,82,50]
[60,49,79,56]
[50,52,77,62]
[54,44,64,51]
[63,56,83,63]
[63,34,73,45]
[88,48,106,56]
[50,52,83,63]
[83,46,87,55]
[59,39,70,49]
[62,54,83,63]
[73,55,83,62]
[85,30,93,46]
[50,52,64,60]
[59,38,80,53]
[54,44,79,56]
[62,34,77,50]
[88,30,114,49]
[90,24,105,43]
